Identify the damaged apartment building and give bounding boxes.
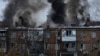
[0,27,100,56]
[0,28,7,56]
[0,0,100,56]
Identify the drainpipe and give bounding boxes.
[43,32,45,56]
[56,31,58,56]
[56,37,57,56]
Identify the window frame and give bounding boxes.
[90,32,96,38]
[80,32,85,38]
[80,43,86,50]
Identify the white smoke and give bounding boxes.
[78,0,90,26]
[3,0,100,27]
[64,0,89,26]
[3,0,52,27]
[30,1,52,27]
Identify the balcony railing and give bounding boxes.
[0,48,6,52]
[62,47,76,52]
[67,48,76,52]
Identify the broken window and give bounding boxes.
[21,44,26,50]
[46,44,50,49]
[44,43,50,50]
[55,44,58,50]
[33,31,39,36]
[0,37,6,40]
[38,31,43,36]
[28,31,34,40]
[66,43,75,48]
[72,30,76,36]
[0,32,6,37]
[63,43,66,49]
[0,42,6,52]
[62,30,76,37]
[10,32,16,38]
[91,42,98,50]
[91,32,96,38]
[44,31,50,38]
[0,33,2,36]
[61,53,74,56]
[66,30,71,36]
[21,32,26,39]
[11,43,15,48]
[80,43,86,50]
[80,32,85,38]
[66,43,69,48]
[56,31,61,40]
[62,30,66,37]
[57,31,61,37]
[63,42,75,49]
[0,43,1,48]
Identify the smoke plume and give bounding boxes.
[2,0,51,27]
[77,0,90,26]
[2,0,90,28]
[65,0,80,25]
[49,0,66,24]
[49,0,90,27]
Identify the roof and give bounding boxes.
[0,21,100,29]
[90,21,100,26]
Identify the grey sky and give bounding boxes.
[0,0,100,21]
[88,0,100,21]
[0,0,8,21]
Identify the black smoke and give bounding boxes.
[2,0,90,27]
[67,0,80,25]
[2,0,28,27]
[2,0,16,27]
[50,0,79,25]
[3,0,52,28]
[50,0,66,24]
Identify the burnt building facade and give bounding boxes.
[76,28,100,56]
[44,27,100,56]
[44,29,60,56]
[0,28,7,56]
[0,27,100,56]
[6,28,44,56]
[60,29,77,56]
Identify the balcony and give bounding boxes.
[0,37,6,40]
[0,48,6,52]
[62,36,76,41]
[61,30,76,41]
[67,48,76,52]
[62,48,76,52]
